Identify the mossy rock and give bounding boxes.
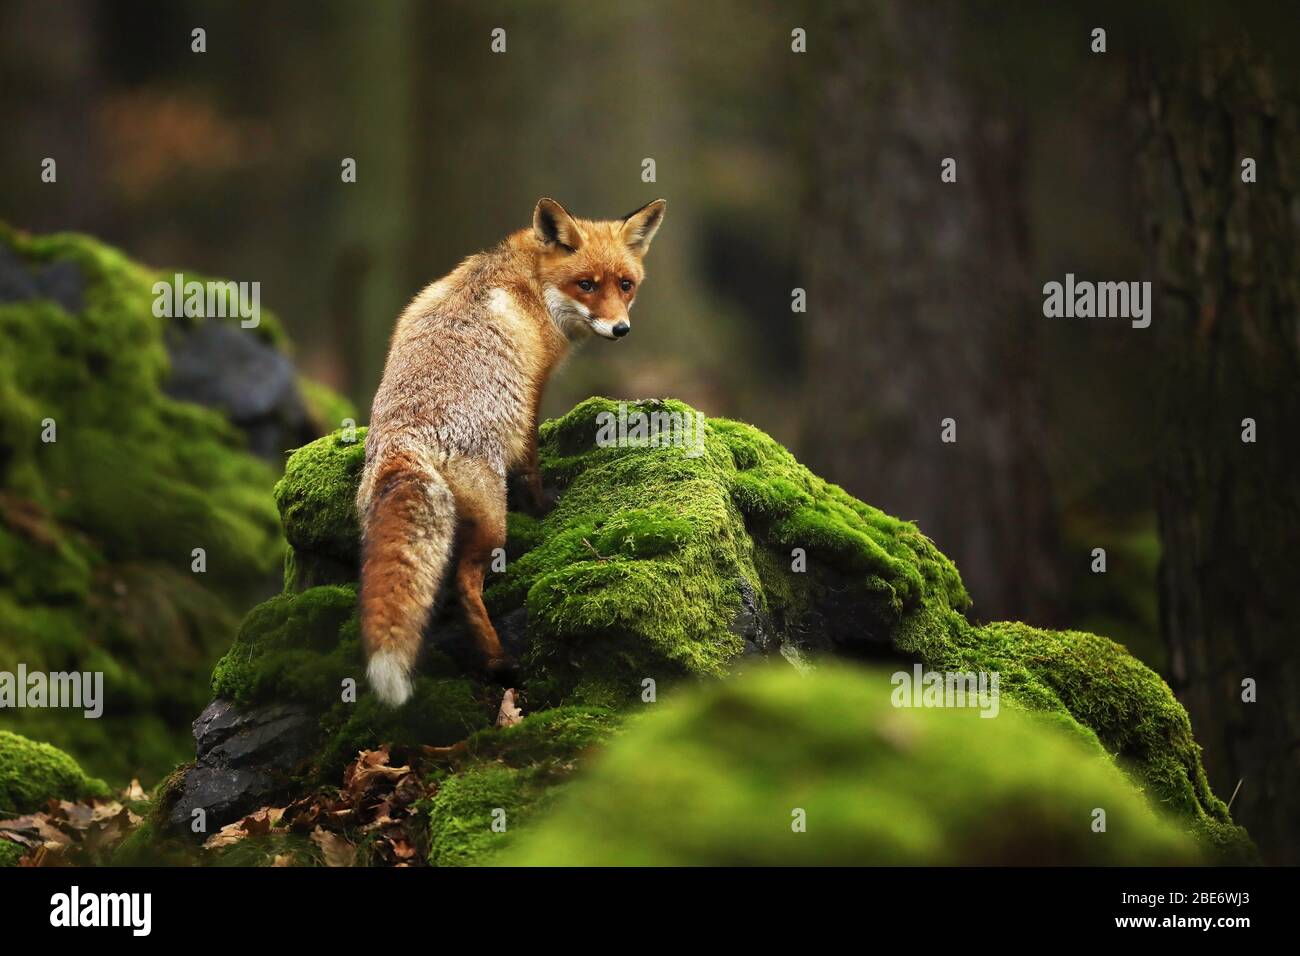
[505,666,1201,866]
[0,729,110,815]
[425,705,622,865]
[0,223,351,784]
[208,583,498,786]
[204,396,1246,859]
[274,428,367,591]
[921,620,1248,858]
[486,398,970,703]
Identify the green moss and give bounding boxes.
[274,429,367,589]
[0,223,345,785]
[425,705,622,866]
[456,705,622,766]
[0,838,25,867]
[479,398,968,705]
[507,665,1201,866]
[426,765,549,866]
[210,583,495,781]
[211,585,362,705]
[256,397,1243,857]
[315,677,494,780]
[921,621,1250,859]
[269,399,970,713]
[208,832,323,867]
[109,820,201,867]
[0,730,110,814]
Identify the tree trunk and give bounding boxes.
[1135,46,1300,863]
[802,0,1060,623]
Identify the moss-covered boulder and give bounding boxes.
[0,729,109,815]
[0,224,351,784]
[425,705,622,866]
[506,666,1201,865]
[181,397,1246,860]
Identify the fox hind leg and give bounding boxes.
[445,460,511,677]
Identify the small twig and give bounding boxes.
[581,538,611,562]
[420,741,467,762]
[1227,777,1244,812]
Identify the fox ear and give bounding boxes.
[619,199,667,256]
[533,198,583,251]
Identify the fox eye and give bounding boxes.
[620,279,634,293]
[577,279,596,293]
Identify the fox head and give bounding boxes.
[530,197,666,341]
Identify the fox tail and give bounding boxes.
[358,452,456,707]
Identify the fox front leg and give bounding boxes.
[517,428,555,517]
[507,425,554,518]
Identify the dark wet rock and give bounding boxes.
[0,243,85,313]
[165,699,321,836]
[163,321,315,459]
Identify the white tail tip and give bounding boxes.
[367,649,414,707]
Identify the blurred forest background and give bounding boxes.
[1,0,1296,860]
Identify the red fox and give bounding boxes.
[357,197,667,705]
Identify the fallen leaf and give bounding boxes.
[346,759,410,801]
[495,688,524,727]
[421,741,466,760]
[239,806,285,836]
[0,829,40,849]
[53,800,95,829]
[21,844,70,867]
[89,801,125,825]
[202,821,249,850]
[310,826,356,867]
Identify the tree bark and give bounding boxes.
[802,0,1060,623]
[1135,46,1300,863]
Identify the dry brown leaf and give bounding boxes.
[310,826,356,867]
[89,801,125,824]
[239,806,285,836]
[124,779,147,801]
[12,815,74,846]
[53,800,94,829]
[81,807,133,854]
[0,829,41,852]
[496,688,524,727]
[421,741,466,760]
[202,820,249,850]
[21,843,70,867]
[350,770,407,801]
[343,747,391,785]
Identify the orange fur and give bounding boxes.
[357,198,666,705]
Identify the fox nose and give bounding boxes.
[612,320,630,338]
